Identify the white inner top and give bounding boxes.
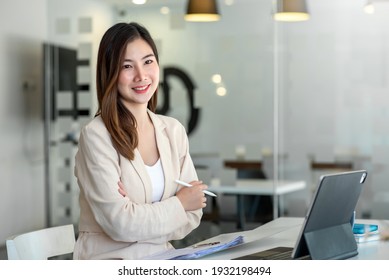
[145,159,165,202]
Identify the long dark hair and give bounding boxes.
[96,22,159,161]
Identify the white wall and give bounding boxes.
[0,0,48,245]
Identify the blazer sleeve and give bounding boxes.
[75,121,197,243]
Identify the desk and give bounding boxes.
[196,217,389,260]
[207,180,306,229]
[309,161,354,194]
[310,161,353,170]
[223,160,263,170]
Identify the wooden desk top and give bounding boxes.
[224,160,262,169]
[310,161,353,170]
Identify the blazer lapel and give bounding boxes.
[148,111,174,201]
[129,148,153,203]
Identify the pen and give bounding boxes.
[192,241,220,248]
[175,179,217,197]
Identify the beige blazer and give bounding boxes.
[73,111,202,259]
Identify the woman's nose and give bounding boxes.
[134,66,146,81]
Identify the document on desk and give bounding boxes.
[142,235,244,260]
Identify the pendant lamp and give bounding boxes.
[364,1,375,14]
[273,0,310,22]
[184,0,221,22]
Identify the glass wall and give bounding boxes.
[46,0,389,227]
[277,0,389,219]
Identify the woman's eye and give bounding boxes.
[145,59,153,65]
[123,64,132,69]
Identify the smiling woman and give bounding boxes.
[73,22,209,260]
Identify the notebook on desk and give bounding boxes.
[234,170,368,260]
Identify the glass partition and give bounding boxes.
[45,0,389,231]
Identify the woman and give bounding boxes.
[73,22,207,259]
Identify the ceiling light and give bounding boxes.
[132,0,146,5]
[216,86,227,96]
[364,1,375,14]
[212,74,222,84]
[273,0,310,22]
[185,0,221,22]
[160,6,170,15]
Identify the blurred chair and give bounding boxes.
[6,224,75,260]
[224,160,272,229]
[237,168,272,225]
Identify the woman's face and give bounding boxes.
[117,38,159,110]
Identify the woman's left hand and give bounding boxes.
[118,181,127,197]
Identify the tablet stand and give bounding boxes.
[304,223,358,260]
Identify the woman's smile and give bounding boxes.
[132,84,151,94]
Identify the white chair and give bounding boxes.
[6,224,76,260]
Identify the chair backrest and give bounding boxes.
[6,224,76,260]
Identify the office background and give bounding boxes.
[1,0,389,255]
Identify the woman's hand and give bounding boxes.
[176,180,208,211]
[118,181,127,197]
